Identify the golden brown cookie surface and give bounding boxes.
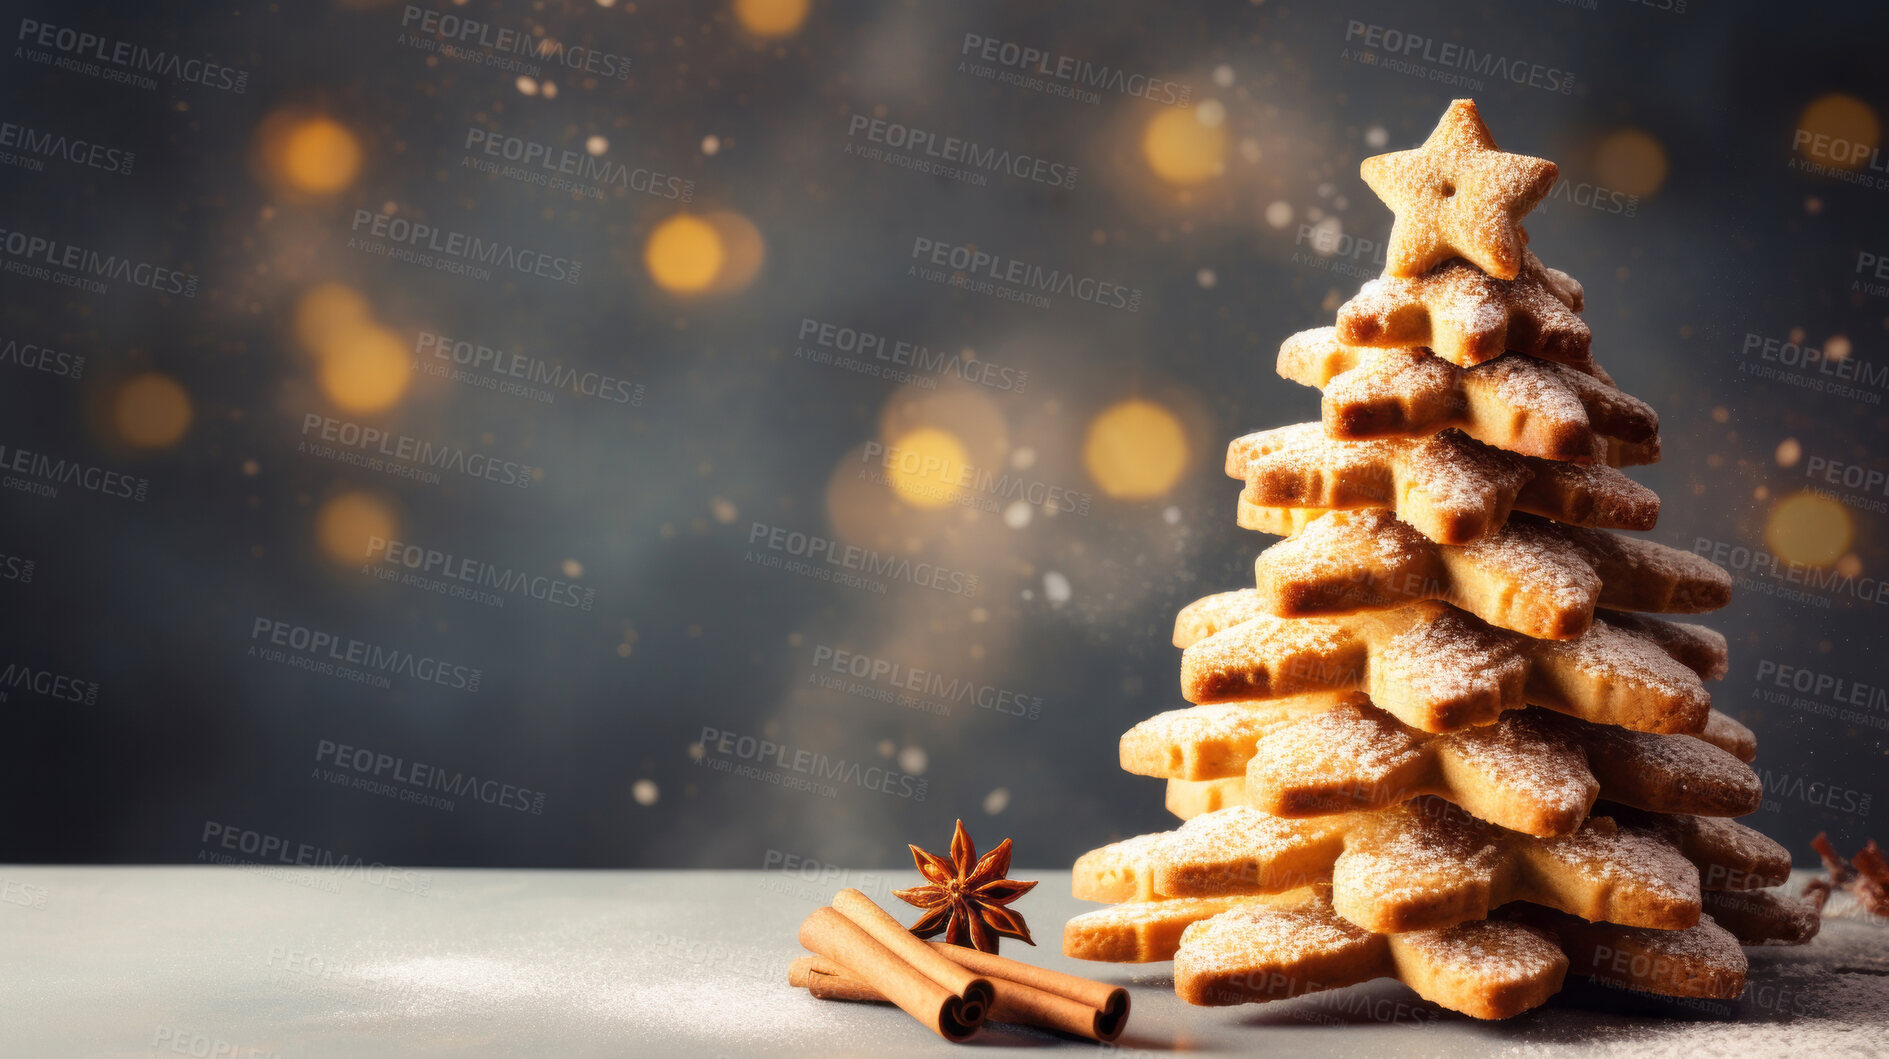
[1173,898,1567,1018]
[1252,509,1730,640]
[1229,423,1659,545]
[1336,251,1589,368]
[1360,98,1558,281]
[1074,798,1703,933]
[1179,599,1712,735]
[1277,327,1658,462]
[1067,892,1753,1002]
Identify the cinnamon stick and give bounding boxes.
[929,942,1130,1042]
[804,971,886,1003]
[796,907,983,1041]
[831,889,995,1014]
[790,952,1129,1043]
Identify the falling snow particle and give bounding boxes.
[1366,125,1389,148]
[1309,216,1342,256]
[1043,571,1071,606]
[984,788,1011,815]
[899,746,928,774]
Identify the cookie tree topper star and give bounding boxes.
[895,818,1038,953]
[1362,98,1557,281]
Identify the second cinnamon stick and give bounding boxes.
[929,941,1130,1041]
[831,889,995,1013]
[790,952,1128,1043]
[797,907,983,1041]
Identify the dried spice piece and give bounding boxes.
[895,819,1038,953]
[1802,832,1888,917]
[1851,842,1889,914]
[1811,831,1856,885]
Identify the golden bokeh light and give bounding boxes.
[1594,129,1669,198]
[1143,108,1226,186]
[734,0,810,37]
[1796,93,1880,170]
[880,427,969,510]
[317,324,411,413]
[1765,491,1853,567]
[1084,399,1188,500]
[878,384,1009,474]
[316,491,398,564]
[702,210,766,294]
[644,214,725,294]
[293,283,373,352]
[292,283,410,413]
[260,113,363,196]
[113,372,193,449]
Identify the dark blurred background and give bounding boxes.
[2,0,1885,872]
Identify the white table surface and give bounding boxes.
[2,866,1884,1057]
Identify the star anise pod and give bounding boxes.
[893,819,1037,954]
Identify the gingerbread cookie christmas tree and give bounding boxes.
[1065,99,1817,1020]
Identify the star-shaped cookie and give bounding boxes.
[1125,700,1761,837]
[1164,702,1758,821]
[1067,892,1753,1003]
[1229,423,1659,546]
[1253,509,1731,640]
[1697,888,1821,946]
[1498,904,1748,999]
[1361,98,1558,281]
[1606,805,1793,891]
[1336,250,1590,367]
[1172,587,1731,685]
[1073,797,1703,933]
[1178,598,1712,735]
[1174,898,1568,1017]
[1278,327,1660,463]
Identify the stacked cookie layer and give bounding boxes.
[1064,100,1818,1021]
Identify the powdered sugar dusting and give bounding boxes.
[1173,587,1270,647]
[1359,99,1557,281]
[1335,250,1591,368]
[1177,901,1376,975]
[1122,698,1339,779]
[1444,714,1594,815]
[1395,919,1566,986]
[1251,701,1426,796]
